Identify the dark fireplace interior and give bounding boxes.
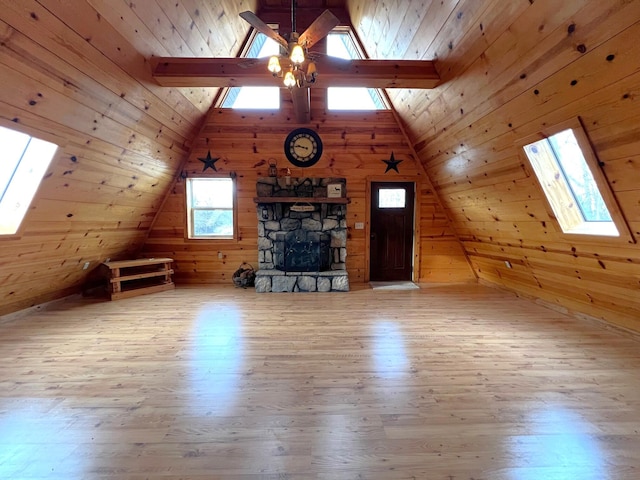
[275,231,331,272]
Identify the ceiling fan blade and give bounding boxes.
[239,11,288,49]
[298,10,340,49]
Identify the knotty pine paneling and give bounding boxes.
[0,0,256,316]
[141,89,474,286]
[373,0,640,331]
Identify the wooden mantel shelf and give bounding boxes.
[253,197,350,204]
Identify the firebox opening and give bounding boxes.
[275,231,331,272]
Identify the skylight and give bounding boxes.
[522,126,620,237]
[326,32,386,111]
[221,33,280,109]
[0,125,57,235]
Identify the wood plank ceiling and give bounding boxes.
[1,1,639,333]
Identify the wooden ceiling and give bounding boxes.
[86,0,456,107]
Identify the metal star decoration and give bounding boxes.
[382,151,403,173]
[198,150,220,172]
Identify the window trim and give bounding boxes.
[519,118,634,244]
[185,176,238,241]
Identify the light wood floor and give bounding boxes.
[1,284,640,479]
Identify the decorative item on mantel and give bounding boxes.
[254,176,348,201]
[268,159,278,177]
[327,183,343,198]
[254,177,349,293]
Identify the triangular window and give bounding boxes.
[326,32,387,110]
[221,33,280,109]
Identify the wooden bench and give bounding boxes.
[102,258,174,300]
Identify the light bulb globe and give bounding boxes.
[290,44,305,65]
[267,56,281,74]
[283,71,296,88]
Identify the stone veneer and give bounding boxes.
[255,177,349,293]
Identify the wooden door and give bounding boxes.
[369,182,415,281]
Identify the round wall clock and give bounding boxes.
[284,128,323,167]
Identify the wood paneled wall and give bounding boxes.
[0,0,254,315]
[356,0,640,331]
[141,88,474,285]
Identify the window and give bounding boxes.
[522,120,628,238]
[378,189,406,209]
[326,32,386,111]
[186,177,235,239]
[0,125,57,235]
[221,33,280,109]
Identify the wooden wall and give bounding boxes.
[141,88,475,285]
[0,0,255,316]
[349,0,640,331]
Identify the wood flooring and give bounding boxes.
[1,284,639,479]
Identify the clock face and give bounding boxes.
[284,128,323,167]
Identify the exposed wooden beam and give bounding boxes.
[150,57,440,89]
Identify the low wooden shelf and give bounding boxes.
[102,258,174,300]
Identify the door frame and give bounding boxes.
[365,176,421,282]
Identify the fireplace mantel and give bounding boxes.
[253,196,350,204]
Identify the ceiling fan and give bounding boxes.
[239,0,340,89]
[150,0,441,123]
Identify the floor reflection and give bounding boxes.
[507,407,606,479]
[189,305,244,413]
[0,400,87,478]
[371,321,408,378]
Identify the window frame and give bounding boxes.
[0,122,59,239]
[185,176,237,241]
[519,118,634,244]
[325,27,389,111]
[216,29,281,110]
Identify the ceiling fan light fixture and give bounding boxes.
[239,1,340,92]
[268,55,282,74]
[289,44,305,65]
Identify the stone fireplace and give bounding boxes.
[254,177,349,292]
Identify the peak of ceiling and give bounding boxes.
[255,0,348,25]
[259,0,345,8]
